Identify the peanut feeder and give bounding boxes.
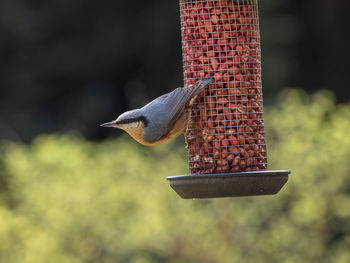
[167,0,290,198]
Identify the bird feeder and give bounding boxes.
[167,0,290,198]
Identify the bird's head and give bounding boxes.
[100,109,149,141]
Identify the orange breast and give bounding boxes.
[124,122,147,145]
[125,112,189,146]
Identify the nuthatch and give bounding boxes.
[101,78,212,146]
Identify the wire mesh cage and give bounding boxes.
[167,0,290,198]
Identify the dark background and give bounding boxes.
[0,0,349,142]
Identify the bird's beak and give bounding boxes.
[100,120,118,128]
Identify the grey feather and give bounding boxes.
[112,78,212,144]
[141,88,188,143]
[142,79,209,143]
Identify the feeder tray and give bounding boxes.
[167,0,291,198]
[167,170,290,199]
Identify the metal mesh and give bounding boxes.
[180,0,267,174]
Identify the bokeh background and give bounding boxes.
[0,0,350,262]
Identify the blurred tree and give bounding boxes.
[0,89,349,262]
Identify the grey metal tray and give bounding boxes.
[167,170,290,199]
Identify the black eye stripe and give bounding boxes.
[117,116,149,127]
[139,116,149,127]
[117,119,135,125]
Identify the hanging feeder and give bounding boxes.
[167,0,290,198]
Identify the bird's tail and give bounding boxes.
[188,77,213,98]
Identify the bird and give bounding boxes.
[100,78,212,146]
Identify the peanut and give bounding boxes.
[182,0,267,174]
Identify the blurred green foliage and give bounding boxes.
[0,89,350,263]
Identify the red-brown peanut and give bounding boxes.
[181,0,267,174]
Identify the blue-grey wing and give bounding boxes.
[162,87,194,127]
[142,87,193,143]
